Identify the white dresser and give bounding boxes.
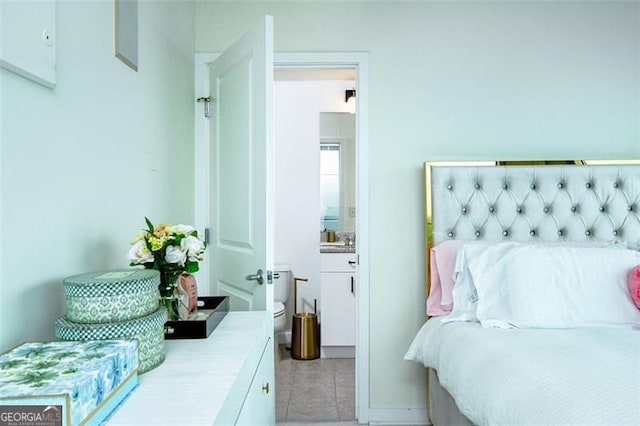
[107,311,275,425]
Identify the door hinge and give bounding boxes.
[197,96,212,118]
[204,227,210,245]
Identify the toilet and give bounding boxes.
[273,265,290,336]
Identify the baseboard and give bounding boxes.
[366,408,430,425]
[277,330,291,345]
[321,346,355,358]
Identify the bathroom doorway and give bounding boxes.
[273,67,358,422]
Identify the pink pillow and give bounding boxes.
[427,240,462,316]
[628,265,640,309]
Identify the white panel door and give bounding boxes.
[209,16,274,312]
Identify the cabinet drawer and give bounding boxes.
[320,253,357,272]
[235,337,275,425]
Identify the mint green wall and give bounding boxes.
[195,0,640,413]
[0,0,195,350]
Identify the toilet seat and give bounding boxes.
[273,302,287,334]
[273,302,285,317]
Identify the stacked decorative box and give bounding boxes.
[0,340,138,426]
[55,269,166,374]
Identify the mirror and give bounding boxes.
[320,112,355,233]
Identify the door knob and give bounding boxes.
[245,269,264,285]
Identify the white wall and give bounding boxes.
[274,80,354,337]
[196,0,640,415]
[0,0,195,350]
[0,1,4,347]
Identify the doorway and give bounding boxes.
[194,52,370,423]
[272,69,356,344]
[273,68,356,422]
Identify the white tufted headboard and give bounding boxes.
[426,161,640,248]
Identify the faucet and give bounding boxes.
[344,234,355,246]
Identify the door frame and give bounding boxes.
[194,51,370,423]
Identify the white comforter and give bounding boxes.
[405,319,640,425]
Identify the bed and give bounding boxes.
[405,161,640,426]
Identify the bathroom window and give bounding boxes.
[320,143,340,231]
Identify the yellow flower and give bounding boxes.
[154,223,171,238]
[149,236,163,251]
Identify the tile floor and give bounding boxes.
[275,345,356,423]
[277,423,357,426]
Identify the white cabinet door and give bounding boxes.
[236,337,275,425]
[321,272,356,346]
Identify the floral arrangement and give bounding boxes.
[128,217,207,319]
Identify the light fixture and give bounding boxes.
[345,88,356,114]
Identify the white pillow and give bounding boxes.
[442,241,632,325]
[469,244,640,329]
[441,243,487,323]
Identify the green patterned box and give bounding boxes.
[55,307,166,374]
[63,269,159,324]
[0,340,138,426]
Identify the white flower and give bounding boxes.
[165,245,187,266]
[129,231,147,245]
[167,224,195,236]
[181,235,205,261]
[127,240,154,264]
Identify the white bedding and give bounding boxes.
[405,318,640,425]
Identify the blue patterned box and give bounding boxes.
[0,340,138,426]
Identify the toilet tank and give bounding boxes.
[274,265,290,304]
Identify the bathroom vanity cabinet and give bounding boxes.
[107,311,275,425]
[320,253,357,358]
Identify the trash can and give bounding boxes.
[290,277,320,360]
[291,312,319,360]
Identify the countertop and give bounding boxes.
[320,244,356,253]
